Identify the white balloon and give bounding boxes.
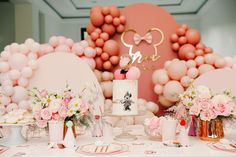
[12,86,28,103]
[137,98,147,106]
[9,53,28,70]
[3,85,14,96]
[21,67,33,78]
[2,79,13,86]
[1,95,11,105]
[28,60,38,70]
[146,101,159,113]
[18,77,29,87]
[9,69,21,80]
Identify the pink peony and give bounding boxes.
[40,89,48,97]
[200,108,216,121]
[36,120,47,128]
[40,108,52,120]
[211,94,233,116]
[58,105,68,118]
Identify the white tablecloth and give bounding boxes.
[1,125,236,157]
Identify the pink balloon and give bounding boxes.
[2,79,13,86]
[18,77,28,87]
[204,53,215,65]
[3,85,14,96]
[0,62,10,72]
[167,60,187,80]
[126,66,141,80]
[30,43,40,53]
[198,64,215,75]
[72,43,84,56]
[180,76,192,87]
[21,67,33,78]
[24,38,35,47]
[58,36,66,45]
[195,56,204,66]
[186,60,196,68]
[1,51,11,61]
[9,69,21,80]
[163,81,184,102]
[154,84,163,95]
[101,81,112,98]
[155,72,169,85]
[214,58,226,68]
[152,69,168,84]
[9,53,28,70]
[49,36,59,47]
[102,71,112,81]
[28,52,38,60]
[81,57,96,70]
[80,40,89,48]
[187,67,199,78]
[224,57,233,67]
[55,44,70,52]
[28,60,38,70]
[232,64,236,70]
[158,95,173,107]
[12,86,28,103]
[65,38,74,48]
[114,69,125,80]
[10,43,19,53]
[186,29,201,45]
[164,61,171,69]
[84,47,96,58]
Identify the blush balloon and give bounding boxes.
[204,54,215,65]
[126,66,141,80]
[214,58,226,68]
[109,56,119,65]
[81,57,96,70]
[102,24,116,36]
[49,36,59,47]
[9,53,28,70]
[186,29,201,45]
[28,52,38,60]
[80,40,89,48]
[1,51,11,61]
[158,95,173,108]
[7,103,18,112]
[167,60,187,80]
[105,15,113,24]
[198,64,215,75]
[103,61,112,70]
[3,85,14,96]
[180,76,192,87]
[164,61,171,69]
[195,49,204,56]
[195,56,205,66]
[170,33,179,42]
[101,52,109,61]
[21,67,33,78]
[156,73,169,85]
[28,60,38,70]
[224,57,233,67]
[204,47,213,54]
[114,69,125,80]
[102,71,112,81]
[186,60,196,68]
[55,44,70,52]
[163,81,184,102]
[101,81,112,98]
[72,43,84,56]
[171,43,180,51]
[103,40,119,56]
[152,69,168,84]
[154,84,163,95]
[187,67,199,78]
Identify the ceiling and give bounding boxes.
[43,0,208,19]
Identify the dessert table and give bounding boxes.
[0,125,235,157]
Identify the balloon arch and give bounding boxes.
[0,5,236,114]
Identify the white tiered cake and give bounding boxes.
[112,80,138,116]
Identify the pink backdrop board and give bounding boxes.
[194,69,236,95]
[28,52,105,114]
[113,3,178,102]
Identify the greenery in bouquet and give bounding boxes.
[29,86,94,128]
[170,85,236,121]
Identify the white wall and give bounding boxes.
[197,0,236,56]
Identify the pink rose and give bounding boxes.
[189,105,200,116]
[36,120,47,128]
[213,102,232,116]
[200,108,216,121]
[52,113,60,120]
[197,99,211,111]
[58,105,68,118]
[34,111,41,120]
[40,108,52,120]
[40,89,48,97]
[63,97,71,105]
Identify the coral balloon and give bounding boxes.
[109,6,120,17]
[109,56,119,65]
[114,69,125,80]
[100,32,109,41]
[101,52,109,61]
[181,24,188,30]
[105,15,113,24]
[186,29,201,45]
[195,49,204,56]
[102,24,116,36]
[90,12,104,27]
[103,40,119,56]
[171,43,180,51]
[95,57,103,70]
[119,15,126,24]
[178,36,187,45]
[178,44,196,60]
[95,47,103,56]
[167,60,187,80]
[9,53,28,70]
[102,6,110,15]
[154,84,163,95]
[176,28,185,36]
[113,17,120,26]
[103,61,112,70]
[95,38,104,47]
[163,81,184,102]
[196,43,205,50]
[116,24,125,33]
[185,51,195,60]
[204,47,213,54]
[170,34,178,42]
[126,66,141,80]
[91,32,99,41]
[198,64,215,75]
[86,23,96,34]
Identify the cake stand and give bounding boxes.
[106,111,145,142]
[0,123,34,146]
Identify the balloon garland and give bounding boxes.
[86,6,126,71]
[152,24,236,108]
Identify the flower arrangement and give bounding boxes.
[173,85,236,121]
[144,116,163,137]
[30,86,93,128]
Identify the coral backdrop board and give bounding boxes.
[113,3,178,102]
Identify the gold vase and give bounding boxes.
[198,118,224,141]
